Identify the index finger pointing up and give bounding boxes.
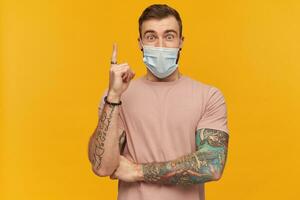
[111,43,118,65]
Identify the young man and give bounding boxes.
[88,4,229,200]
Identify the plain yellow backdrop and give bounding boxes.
[1,0,300,199]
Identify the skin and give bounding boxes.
[111,128,229,186]
[110,16,229,185]
[138,15,185,82]
[140,128,229,185]
[90,103,116,171]
[88,42,135,176]
[88,100,122,176]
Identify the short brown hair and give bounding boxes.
[138,4,183,38]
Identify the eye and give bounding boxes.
[146,34,156,41]
[166,34,175,40]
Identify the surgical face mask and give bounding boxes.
[140,41,180,79]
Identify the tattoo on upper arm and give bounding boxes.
[141,128,229,186]
[91,104,116,170]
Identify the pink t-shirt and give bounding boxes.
[98,74,229,200]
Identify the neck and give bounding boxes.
[145,69,181,82]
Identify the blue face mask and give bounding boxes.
[140,41,180,79]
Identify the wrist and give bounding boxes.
[107,91,121,103]
[135,164,144,181]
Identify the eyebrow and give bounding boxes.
[143,30,156,37]
[143,29,178,37]
[164,29,178,36]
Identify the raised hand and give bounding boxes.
[108,43,135,102]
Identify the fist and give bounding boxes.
[110,155,144,182]
[108,43,135,99]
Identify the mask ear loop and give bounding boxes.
[176,51,180,64]
[139,38,145,63]
[140,37,181,63]
[139,37,144,52]
[176,39,182,64]
[179,36,183,51]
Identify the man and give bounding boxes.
[88,4,229,200]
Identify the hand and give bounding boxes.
[110,155,144,182]
[108,43,135,100]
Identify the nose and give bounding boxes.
[155,37,164,47]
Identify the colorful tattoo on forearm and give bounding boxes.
[141,128,229,186]
[91,103,116,170]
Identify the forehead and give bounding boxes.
[141,16,179,35]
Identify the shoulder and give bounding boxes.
[115,76,146,103]
[183,75,224,98]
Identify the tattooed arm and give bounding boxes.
[88,94,125,176]
[140,128,229,186]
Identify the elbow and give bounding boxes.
[211,166,225,181]
[91,166,113,177]
[212,172,222,181]
[91,164,119,177]
[92,166,107,177]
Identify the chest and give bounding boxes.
[122,86,203,131]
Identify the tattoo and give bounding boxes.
[91,103,116,170]
[141,128,229,186]
[119,130,126,154]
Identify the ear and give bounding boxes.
[179,36,184,51]
[137,37,143,51]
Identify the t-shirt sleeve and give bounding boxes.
[97,88,126,132]
[196,86,229,134]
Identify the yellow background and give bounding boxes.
[1,0,300,199]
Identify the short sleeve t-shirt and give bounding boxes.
[98,74,229,200]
